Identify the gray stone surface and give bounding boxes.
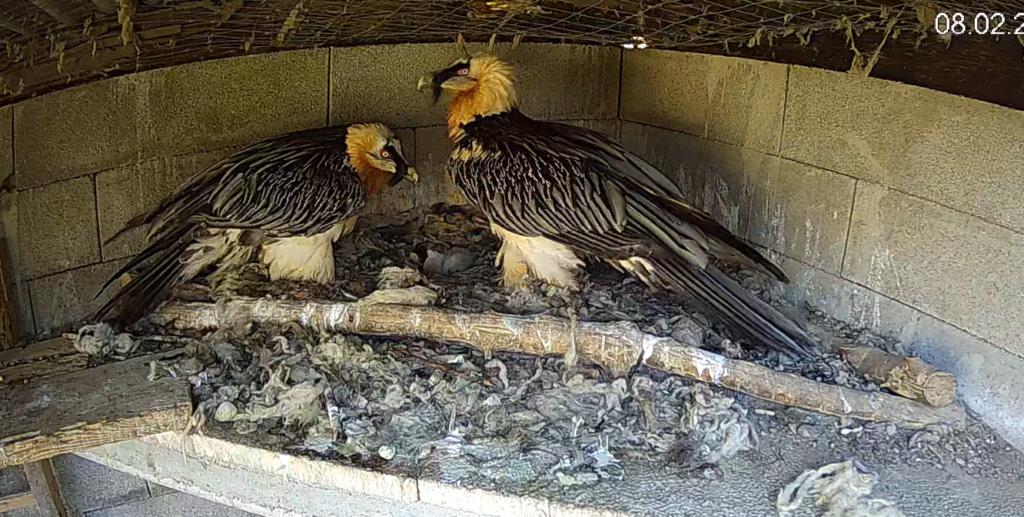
[331,43,620,129]
[843,182,1024,358]
[84,421,1024,517]
[14,78,140,190]
[53,455,150,516]
[330,44,449,129]
[80,442,485,517]
[621,123,854,274]
[771,250,1024,454]
[28,259,127,333]
[17,177,99,279]
[413,126,465,209]
[564,118,620,139]
[3,508,40,517]
[622,51,787,154]
[0,466,29,497]
[146,481,174,499]
[138,49,329,161]
[699,140,854,274]
[0,106,11,182]
[97,149,235,262]
[620,120,704,189]
[782,65,1024,233]
[85,492,256,517]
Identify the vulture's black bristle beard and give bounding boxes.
[432,85,443,105]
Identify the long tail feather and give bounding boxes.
[648,256,815,358]
[91,225,196,327]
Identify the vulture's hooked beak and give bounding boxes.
[390,161,417,187]
[417,73,443,105]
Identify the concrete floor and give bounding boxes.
[0,456,255,517]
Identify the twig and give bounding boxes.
[151,298,967,429]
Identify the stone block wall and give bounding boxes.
[0,43,621,337]
[2,42,1023,451]
[619,49,1024,451]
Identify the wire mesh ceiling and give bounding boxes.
[0,0,1020,106]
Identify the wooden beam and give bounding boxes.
[0,492,36,513]
[0,338,86,387]
[23,460,66,517]
[0,352,192,468]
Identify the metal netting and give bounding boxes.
[0,0,1020,106]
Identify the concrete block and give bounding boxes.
[85,492,256,517]
[619,121,703,193]
[0,465,29,497]
[330,44,449,128]
[28,259,127,333]
[82,437,479,517]
[413,126,465,209]
[622,51,787,153]
[0,106,11,183]
[491,43,620,122]
[704,55,788,153]
[564,119,620,139]
[52,454,150,515]
[622,50,707,137]
[774,253,1024,454]
[4,508,40,517]
[362,128,417,216]
[17,177,99,279]
[782,65,1024,233]
[97,149,236,262]
[139,49,328,161]
[331,43,620,129]
[146,481,174,498]
[843,183,1024,358]
[620,124,852,274]
[700,140,855,274]
[15,77,140,190]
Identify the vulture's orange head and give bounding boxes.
[346,123,417,195]
[418,54,517,137]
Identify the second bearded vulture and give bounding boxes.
[418,54,814,358]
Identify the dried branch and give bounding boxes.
[152,298,967,429]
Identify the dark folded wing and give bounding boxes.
[141,126,366,240]
[457,111,786,281]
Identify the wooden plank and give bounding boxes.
[23,460,66,517]
[0,352,192,468]
[0,338,77,367]
[0,492,36,512]
[0,338,87,388]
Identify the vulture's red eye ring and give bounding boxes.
[457,68,469,76]
[380,150,390,158]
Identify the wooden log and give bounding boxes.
[839,346,958,408]
[0,492,36,513]
[0,352,192,468]
[152,298,966,429]
[23,460,67,517]
[0,338,87,387]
